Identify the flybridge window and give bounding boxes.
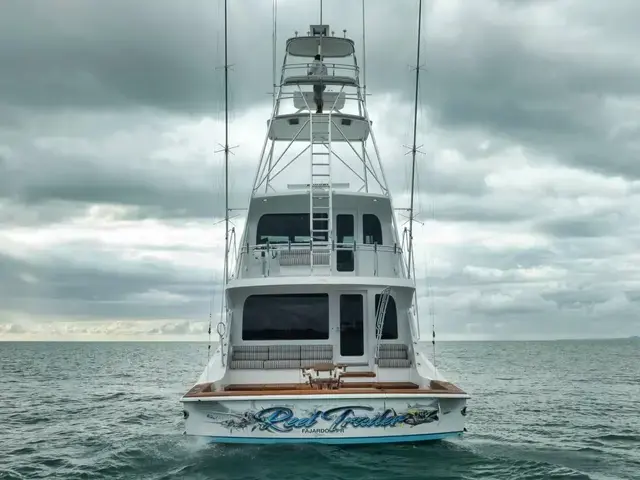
[256,213,328,244]
[363,214,383,244]
[375,294,398,339]
[242,294,329,340]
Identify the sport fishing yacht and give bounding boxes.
[181,4,469,445]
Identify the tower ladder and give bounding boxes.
[309,110,333,273]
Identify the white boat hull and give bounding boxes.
[182,395,467,444]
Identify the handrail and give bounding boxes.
[231,241,405,279]
[283,62,360,72]
[240,241,401,254]
[374,286,392,365]
[273,92,362,101]
[281,62,360,81]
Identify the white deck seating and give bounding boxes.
[293,91,346,112]
[264,359,301,369]
[231,345,268,360]
[229,344,410,369]
[377,343,411,368]
[230,344,333,369]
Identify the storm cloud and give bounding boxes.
[1,0,639,340]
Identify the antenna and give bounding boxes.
[319,0,324,56]
[407,0,423,280]
[223,0,230,285]
[272,0,277,107]
[361,0,367,103]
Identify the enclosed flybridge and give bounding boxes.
[181,8,469,444]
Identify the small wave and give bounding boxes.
[7,447,37,456]
[594,434,640,443]
[128,395,165,402]
[118,413,154,425]
[10,414,53,426]
[0,467,27,480]
[577,446,603,453]
[92,392,126,401]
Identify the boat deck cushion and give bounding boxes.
[268,344,302,360]
[229,360,264,369]
[231,344,334,369]
[378,343,408,358]
[264,359,301,369]
[301,344,332,360]
[229,344,410,369]
[378,358,411,368]
[231,345,269,361]
[376,344,411,367]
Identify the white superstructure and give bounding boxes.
[181,18,469,445]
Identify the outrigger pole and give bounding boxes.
[223,0,230,285]
[208,0,231,364]
[407,0,423,279]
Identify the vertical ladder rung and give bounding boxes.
[310,110,333,273]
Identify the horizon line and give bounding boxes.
[0,336,636,343]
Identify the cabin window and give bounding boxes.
[242,293,329,340]
[339,294,364,356]
[374,294,398,339]
[256,213,328,244]
[336,214,354,272]
[363,214,383,244]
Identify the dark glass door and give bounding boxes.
[336,214,354,272]
[339,294,364,357]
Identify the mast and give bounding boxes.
[223,0,230,285]
[407,0,423,279]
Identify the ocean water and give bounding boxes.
[1,339,638,480]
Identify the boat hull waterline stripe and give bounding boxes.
[205,431,463,444]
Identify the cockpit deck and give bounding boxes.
[183,379,466,398]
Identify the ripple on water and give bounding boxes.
[1,340,639,480]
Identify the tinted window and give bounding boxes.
[242,294,329,340]
[375,294,398,339]
[363,214,382,244]
[256,213,328,244]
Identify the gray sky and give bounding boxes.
[1,0,639,341]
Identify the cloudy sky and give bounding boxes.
[1,0,639,341]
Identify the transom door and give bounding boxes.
[337,292,367,360]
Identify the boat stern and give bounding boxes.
[181,383,468,444]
